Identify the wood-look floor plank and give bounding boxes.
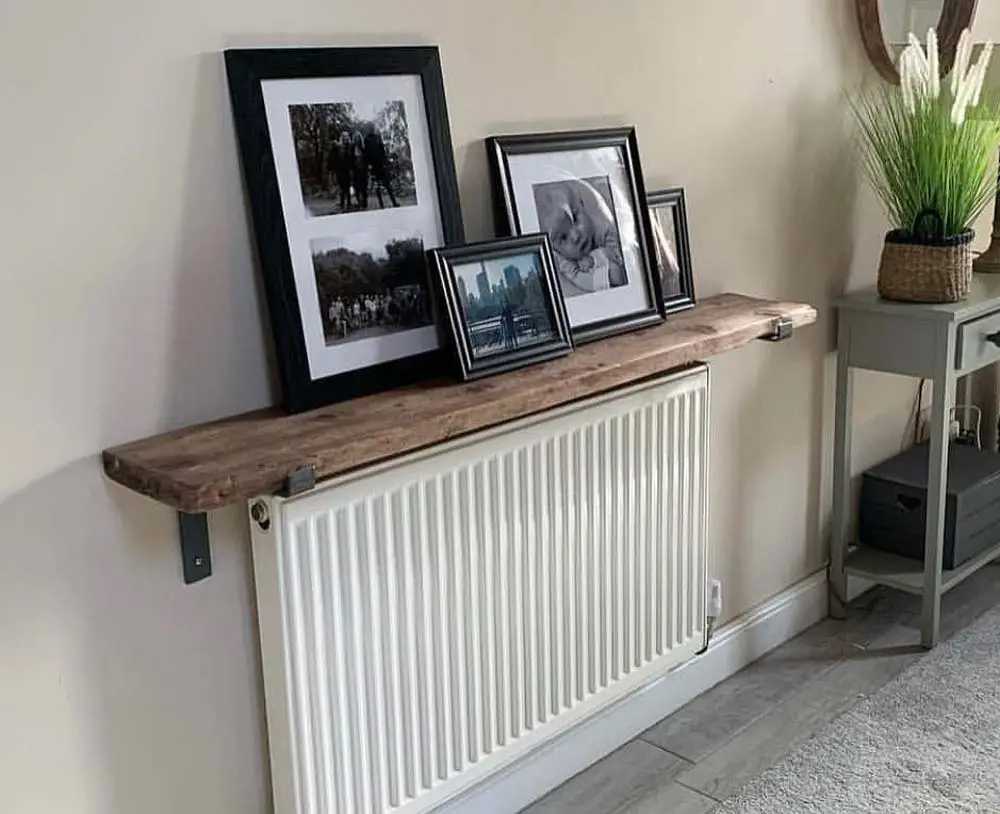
[838,567,1000,647]
[832,587,920,648]
[620,779,718,814]
[526,577,1000,812]
[903,565,1000,641]
[673,624,921,801]
[523,740,686,814]
[640,621,850,762]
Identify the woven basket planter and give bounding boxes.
[877,227,975,304]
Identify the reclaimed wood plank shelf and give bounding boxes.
[103,293,817,514]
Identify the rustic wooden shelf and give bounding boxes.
[103,293,817,514]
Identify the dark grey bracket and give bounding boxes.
[178,511,212,584]
[760,315,794,342]
[279,466,317,498]
[174,466,316,585]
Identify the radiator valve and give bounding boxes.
[698,579,724,655]
[708,578,723,620]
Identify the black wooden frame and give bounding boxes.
[486,127,664,344]
[429,234,574,381]
[647,187,696,314]
[224,46,465,413]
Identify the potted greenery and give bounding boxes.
[855,29,1000,303]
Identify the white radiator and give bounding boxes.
[250,367,709,814]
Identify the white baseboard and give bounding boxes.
[439,569,829,814]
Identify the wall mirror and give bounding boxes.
[857,0,979,83]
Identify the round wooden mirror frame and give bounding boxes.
[856,0,979,83]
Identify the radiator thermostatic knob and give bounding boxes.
[250,501,271,531]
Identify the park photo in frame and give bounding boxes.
[429,234,574,380]
[487,127,663,344]
[647,187,696,314]
[225,46,464,412]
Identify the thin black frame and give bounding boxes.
[430,234,574,381]
[647,187,696,314]
[486,127,664,344]
[224,46,465,413]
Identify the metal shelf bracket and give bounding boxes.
[178,511,212,584]
[760,315,794,342]
[174,466,315,585]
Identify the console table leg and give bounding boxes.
[830,320,854,621]
[921,329,956,649]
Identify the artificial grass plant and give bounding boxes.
[854,29,1000,241]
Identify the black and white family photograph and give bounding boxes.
[647,187,696,313]
[311,233,432,346]
[453,253,557,358]
[290,99,418,217]
[227,46,466,410]
[489,128,663,343]
[650,207,682,296]
[533,176,628,299]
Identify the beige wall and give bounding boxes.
[2,2,997,812]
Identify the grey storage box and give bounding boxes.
[859,442,1000,569]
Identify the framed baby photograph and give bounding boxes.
[429,234,574,380]
[225,46,464,413]
[487,127,664,344]
[647,187,696,314]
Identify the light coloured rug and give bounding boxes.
[720,605,1000,813]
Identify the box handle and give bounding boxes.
[896,494,922,512]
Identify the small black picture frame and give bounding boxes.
[224,46,465,413]
[647,187,696,314]
[487,127,664,344]
[429,234,574,380]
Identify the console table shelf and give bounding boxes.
[103,293,816,514]
[845,542,1000,596]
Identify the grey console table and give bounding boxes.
[832,276,1000,648]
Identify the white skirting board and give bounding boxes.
[438,569,829,814]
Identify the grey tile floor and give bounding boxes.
[523,566,1000,813]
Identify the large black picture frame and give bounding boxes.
[225,46,465,413]
[647,187,696,314]
[487,127,664,344]
[429,234,574,380]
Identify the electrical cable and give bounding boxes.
[905,378,926,449]
[951,404,983,449]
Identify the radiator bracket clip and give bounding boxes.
[280,466,317,497]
